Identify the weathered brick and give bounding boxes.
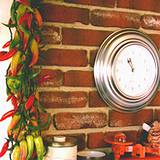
[109,110,153,127]
[37,69,63,87]
[89,91,107,107]
[90,50,98,67]
[41,27,61,44]
[55,112,107,130]
[62,28,112,46]
[40,91,88,108]
[141,15,160,30]
[43,134,85,151]
[64,71,94,87]
[39,49,88,66]
[42,25,60,35]
[149,91,160,106]
[40,112,51,130]
[41,4,89,24]
[117,0,160,12]
[64,0,116,8]
[88,131,138,148]
[90,10,140,28]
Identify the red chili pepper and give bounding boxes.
[6,95,13,102]
[16,0,30,6]
[25,95,35,110]
[28,14,32,29]
[2,41,11,49]
[0,141,9,157]
[0,48,17,61]
[0,110,16,122]
[38,74,52,84]
[35,35,40,43]
[11,96,18,110]
[19,13,33,29]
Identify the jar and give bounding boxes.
[44,136,77,160]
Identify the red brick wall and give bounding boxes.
[39,0,160,150]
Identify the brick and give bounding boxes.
[141,15,160,30]
[41,4,89,24]
[90,10,140,28]
[88,132,105,148]
[40,112,51,130]
[154,110,160,121]
[64,71,94,87]
[37,69,63,87]
[109,109,153,127]
[90,50,98,67]
[42,25,60,35]
[117,0,133,8]
[43,134,85,151]
[149,91,160,106]
[40,91,88,108]
[41,27,61,44]
[64,0,116,8]
[62,28,112,46]
[149,34,160,49]
[88,131,138,148]
[55,112,107,130]
[89,91,107,107]
[38,49,88,66]
[117,0,160,13]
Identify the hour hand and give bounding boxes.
[127,58,134,72]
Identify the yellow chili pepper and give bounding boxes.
[10,51,22,76]
[7,113,21,136]
[20,140,28,160]
[12,145,20,160]
[29,39,39,67]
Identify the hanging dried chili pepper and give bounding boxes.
[19,12,32,29]
[0,141,9,157]
[16,0,30,6]
[34,9,43,28]
[0,109,16,122]
[2,40,11,49]
[29,39,39,67]
[11,95,18,110]
[6,94,13,102]
[0,48,17,61]
[25,95,35,110]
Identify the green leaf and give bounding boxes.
[2,23,16,28]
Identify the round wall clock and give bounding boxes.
[94,28,160,112]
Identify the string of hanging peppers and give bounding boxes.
[0,0,51,159]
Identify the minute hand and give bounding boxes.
[127,58,134,72]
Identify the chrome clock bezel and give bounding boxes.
[94,28,160,112]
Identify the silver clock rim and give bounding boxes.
[94,28,160,112]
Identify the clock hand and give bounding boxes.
[127,58,134,72]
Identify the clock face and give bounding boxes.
[94,29,160,112]
[113,44,156,98]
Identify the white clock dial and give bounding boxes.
[113,44,156,97]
